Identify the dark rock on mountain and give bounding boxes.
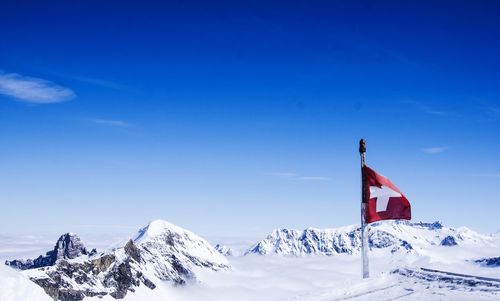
[124,239,141,263]
[440,235,458,246]
[475,256,500,267]
[5,233,95,270]
[412,221,443,230]
[30,249,155,301]
[25,239,155,301]
[214,244,234,256]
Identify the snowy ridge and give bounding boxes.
[245,221,492,256]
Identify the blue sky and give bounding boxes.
[0,1,499,237]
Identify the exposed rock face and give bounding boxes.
[124,239,141,263]
[440,235,458,246]
[475,256,500,267]
[413,221,443,230]
[10,220,229,301]
[214,244,234,256]
[29,247,154,301]
[5,233,95,270]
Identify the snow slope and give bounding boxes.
[0,265,52,301]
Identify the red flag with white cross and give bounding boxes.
[363,165,411,224]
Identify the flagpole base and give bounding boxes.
[361,213,370,279]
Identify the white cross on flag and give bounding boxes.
[363,165,411,224]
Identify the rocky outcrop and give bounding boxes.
[440,235,458,246]
[475,256,500,267]
[214,244,233,256]
[29,245,155,301]
[5,233,96,270]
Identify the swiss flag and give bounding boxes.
[363,166,411,224]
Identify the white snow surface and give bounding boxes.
[0,265,52,301]
[133,219,188,243]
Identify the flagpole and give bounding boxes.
[359,139,369,278]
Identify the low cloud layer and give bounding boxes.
[0,72,75,103]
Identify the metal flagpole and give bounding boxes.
[359,139,369,278]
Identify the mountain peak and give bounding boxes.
[53,233,90,260]
[133,219,187,243]
[5,232,95,270]
[130,219,229,280]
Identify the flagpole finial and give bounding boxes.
[359,139,366,154]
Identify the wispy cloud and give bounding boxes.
[268,172,297,178]
[62,74,128,91]
[0,72,75,103]
[468,173,500,178]
[91,118,133,128]
[402,100,457,117]
[268,172,330,181]
[422,147,448,154]
[487,107,500,115]
[298,176,331,181]
[482,106,500,121]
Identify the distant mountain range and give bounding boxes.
[4,219,497,301]
[245,221,494,256]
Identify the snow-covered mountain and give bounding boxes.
[245,221,493,256]
[131,219,229,283]
[5,219,229,301]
